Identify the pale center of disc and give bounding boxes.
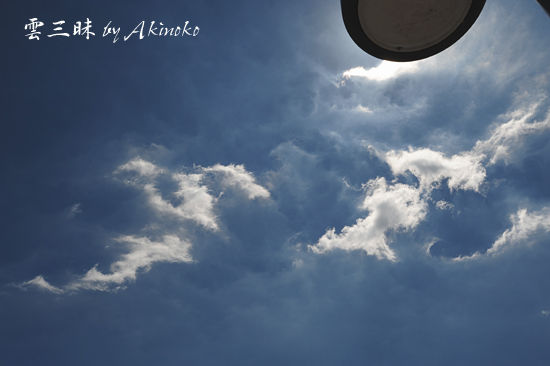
[358,0,473,52]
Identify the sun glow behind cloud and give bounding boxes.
[342,61,421,82]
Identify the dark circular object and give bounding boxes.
[341,0,486,62]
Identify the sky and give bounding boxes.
[2,0,550,364]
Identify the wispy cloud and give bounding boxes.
[19,158,270,293]
[117,158,219,230]
[435,201,454,211]
[17,275,64,294]
[488,208,550,255]
[67,235,193,291]
[116,157,164,178]
[354,105,374,114]
[473,101,550,165]
[67,203,82,219]
[454,207,550,261]
[203,163,270,200]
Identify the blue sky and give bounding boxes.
[2,0,550,364]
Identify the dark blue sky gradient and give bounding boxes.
[2,0,550,365]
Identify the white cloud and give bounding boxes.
[382,101,550,193]
[203,164,270,200]
[172,173,220,229]
[67,203,82,218]
[116,157,164,178]
[142,173,219,231]
[342,61,420,82]
[436,201,454,211]
[120,161,270,230]
[21,158,271,293]
[354,105,373,114]
[115,159,220,231]
[454,207,550,261]
[423,238,438,256]
[487,208,550,255]
[385,148,486,192]
[67,235,192,291]
[473,102,550,165]
[310,177,427,261]
[314,101,550,261]
[18,275,64,294]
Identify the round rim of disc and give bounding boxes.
[341,0,486,62]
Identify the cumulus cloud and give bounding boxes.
[342,61,420,82]
[21,158,270,293]
[385,148,486,192]
[203,164,270,200]
[313,100,550,261]
[310,177,427,261]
